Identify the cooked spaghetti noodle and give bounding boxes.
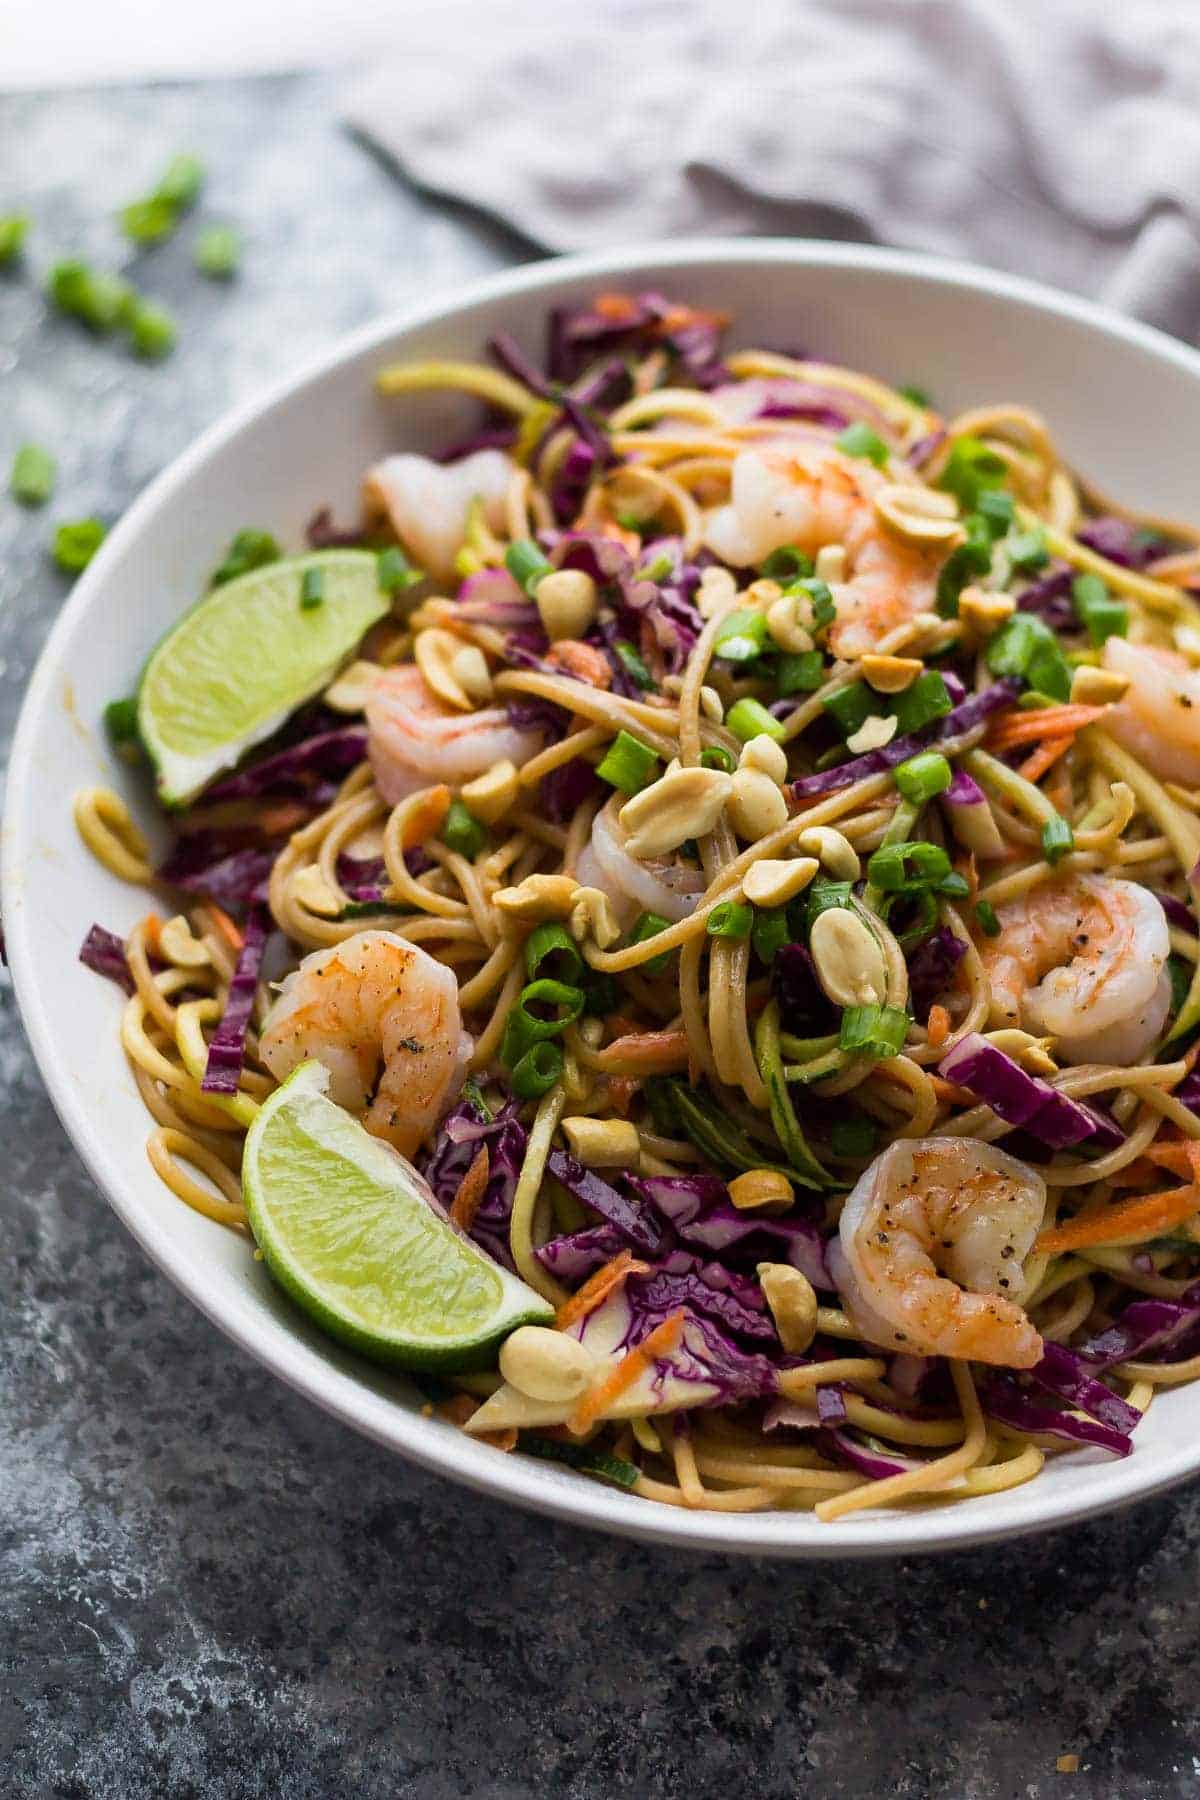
[77,289,1200,1521]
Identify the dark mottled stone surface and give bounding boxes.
[3,75,1200,1800]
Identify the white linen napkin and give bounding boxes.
[347,0,1200,336]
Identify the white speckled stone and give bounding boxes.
[3,74,1200,1800]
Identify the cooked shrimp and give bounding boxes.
[1102,637,1200,785]
[701,446,942,658]
[366,665,544,805]
[979,873,1169,1065]
[364,448,513,585]
[835,1137,1046,1367]
[574,796,704,926]
[259,930,471,1157]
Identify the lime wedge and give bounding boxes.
[137,549,389,804]
[242,1061,553,1370]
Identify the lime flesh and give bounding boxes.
[137,549,388,804]
[242,1062,553,1370]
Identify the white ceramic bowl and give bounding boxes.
[9,240,1200,1559]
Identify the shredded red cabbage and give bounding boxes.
[628,1251,778,1343]
[770,942,837,1033]
[907,925,968,1018]
[792,679,1021,798]
[816,1384,848,1425]
[202,727,368,804]
[421,1093,528,1270]
[200,907,270,1094]
[628,1173,831,1290]
[944,769,986,806]
[305,507,370,549]
[1076,517,1166,570]
[763,1400,913,1477]
[79,923,135,995]
[535,1221,629,1283]
[435,424,518,464]
[540,756,602,824]
[1076,1286,1200,1368]
[1016,566,1075,630]
[979,1373,1132,1456]
[546,1149,667,1255]
[156,835,275,906]
[1029,1340,1142,1435]
[938,1032,1124,1152]
[1153,890,1197,935]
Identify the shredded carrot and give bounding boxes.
[926,1004,951,1048]
[596,1028,690,1074]
[1038,1185,1200,1253]
[568,1309,686,1437]
[605,1076,639,1116]
[450,1145,490,1232]
[435,1393,478,1428]
[258,800,311,836]
[402,783,451,849]
[555,1250,650,1333]
[140,913,163,956]
[202,903,244,952]
[545,640,613,688]
[593,291,642,323]
[1017,737,1074,786]
[475,1427,518,1452]
[986,704,1108,753]
[930,1075,973,1104]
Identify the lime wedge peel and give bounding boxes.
[137,549,389,805]
[242,1061,553,1371]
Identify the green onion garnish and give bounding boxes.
[194,224,241,280]
[52,518,106,574]
[500,979,586,1067]
[637,552,673,583]
[299,567,325,610]
[1007,528,1049,572]
[211,528,281,588]
[1071,572,1128,647]
[613,640,654,689]
[760,545,814,581]
[821,681,879,741]
[510,1041,564,1100]
[977,489,1015,538]
[119,198,176,245]
[777,650,824,695]
[629,912,673,975]
[525,921,583,984]
[714,607,770,663]
[0,214,29,264]
[596,730,660,795]
[975,899,1001,937]
[889,671,952,736]
[377,544,423,596]
[805,878,852,929]
[726,697,786,744]
[581,971,620,1017]
[898,383,931,408]
[103,698,139,745]
[751,907,791,963]
[986,613,1071,702]
[127,299,177,360]
[48,261,133,334]
[504,537,553,595]
[1041,815,1074,865]
[706,900,753,940]
[441,799,488,860]
[830,1115,877,1157]
[836,422,889,467]
[793,577,836,631]
[894,750,952,804]
[154,153,206,209]
[936,871,971,900]
[936,435,1006,510]
[839,1003,909,1058]
[699,745,736,773]
[9,443,56,507]
[867,840,952,892]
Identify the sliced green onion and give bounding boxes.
[0,214,29,264]
[752,907,791,963]
[836,422,889,467]
[986,613,1071,701]
[890,671,952,736]
[211,528,280,587]
[504,537,553,595]
[805,877,852,929]
[830,1115,877,1157]
[936,435,1006,511]
[9,443,55,507]
[936,870,971,900]
[441,798,488,860]
[126,299,177,360]
[1071,572,1128,647]
[890,886,940,949]
[760,545,814,581]
[714,607,771,663]
[700,745,736,773]
[792,576,836,631]
[525,921,582,984]
[706,900,753,940]
[1041,815,1074,865]
[977,489,1015,538]
[629,912,673,975]
[103,697,139,744]
[726,697,786,744]
[510,1040,564,1100]
[119,198,176,244]
[52,518,106,574]
[596,730,660,795]
[839,1003,909,1058]
[500,979,585,1066]
[777,650,824,694]
[898,383,931,408]
[894,750,952,804]
[154,153,206,209]
[581,971,620,1017]
[975,899,1001,937]
[613,640,653,689]
[1007,528,1049,572]
[935,514,994,617]
[378,544,423,595]
[48,261,133,334]
[821,681,878,740]
[867,840,952,893]
[194,224,241,279]
[299,568,325,610]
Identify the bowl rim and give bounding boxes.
[9,235,1200,1559]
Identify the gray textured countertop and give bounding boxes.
[3,75,1200,1800]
